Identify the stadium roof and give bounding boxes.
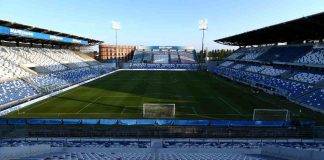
[215,12,324,46]
[0,19,103,45]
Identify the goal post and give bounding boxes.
[253,109,290,121]
[143,103,175,118]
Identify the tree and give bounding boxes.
[206,49,234,61]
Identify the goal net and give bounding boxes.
[253,109,290,121]
[143,103,175,118]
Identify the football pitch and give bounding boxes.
[6,71,324,121]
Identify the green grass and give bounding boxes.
[5,71,324,122]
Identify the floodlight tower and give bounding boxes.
[112,21,121,65]
[199,19,208,62]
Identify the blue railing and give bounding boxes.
[0,119,314,127]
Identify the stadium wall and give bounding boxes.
[0,119,293,127]
[0,124,314,138]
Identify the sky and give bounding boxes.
[0,0,324,50]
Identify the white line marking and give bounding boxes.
[217,97,242,114]
[21,91,72,113]
[191,106,198,115]
[121,106,126,114]
[77,96,101,113]
[13,112,246,116]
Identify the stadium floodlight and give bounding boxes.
[112,21,121,65]
[112,21,121,30]
[199,19,208,30]
[199,18,208,62]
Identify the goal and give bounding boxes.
[253,109,290,121]
[143,103,175,118]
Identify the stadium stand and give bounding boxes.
[0,56,113,108]
[290,72,324,84]
[211,65,322,111]
[0,20,115,110]
[0,138,323,160]
[170,51,180,63]
[296,47,324,65]
[162,139,324,150]
[228,47,270,60]
[297,89,324,109]
[142,52,153,63]
[219,61,233,67]
[153,53,169,63]
[245,65,264,73]
[0,59,32,81]
[232,63,245,69]
[213,12,324,114]
[257,45,312,62]
[130,46,198,70]
[132,51,144,63]
[0,80,38,106]
[260,66,287,76]
[14,47,65,72]
[179,51,196,63]
[241,47,270,60]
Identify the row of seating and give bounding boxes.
[153,54,169,63]
[2,139,323,151]
[3,139,323,160]
[0,80,38,105]
[260,67,287,76]
[290,72,324,84]
[232,63,245,69]
[0,59,32,81]
[219,61,324,84]
[158,153,267,160]
[220,61,234,67]
[228,47,269,60]
[212,65,323,110]
[0,46,98,81]
[226,45,324,65]
[20,151,272,160]
[20,47,68,72]
[40,152,154,160]
[298,89,324,109]
[0,45,112,107]
[130,63,200,70]
[296,48,324,65]
[132,50,197,64]
[0,64,113,106]
[258,45,312,62]
[163,141,324,151]
[245,65,264,73]
[0,139,150,148]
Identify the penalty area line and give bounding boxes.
[121,106,126,114]
[191,106,198,115]
[77,96,102,113]
[217,97,242,115]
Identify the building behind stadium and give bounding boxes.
[98,44,135,62]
